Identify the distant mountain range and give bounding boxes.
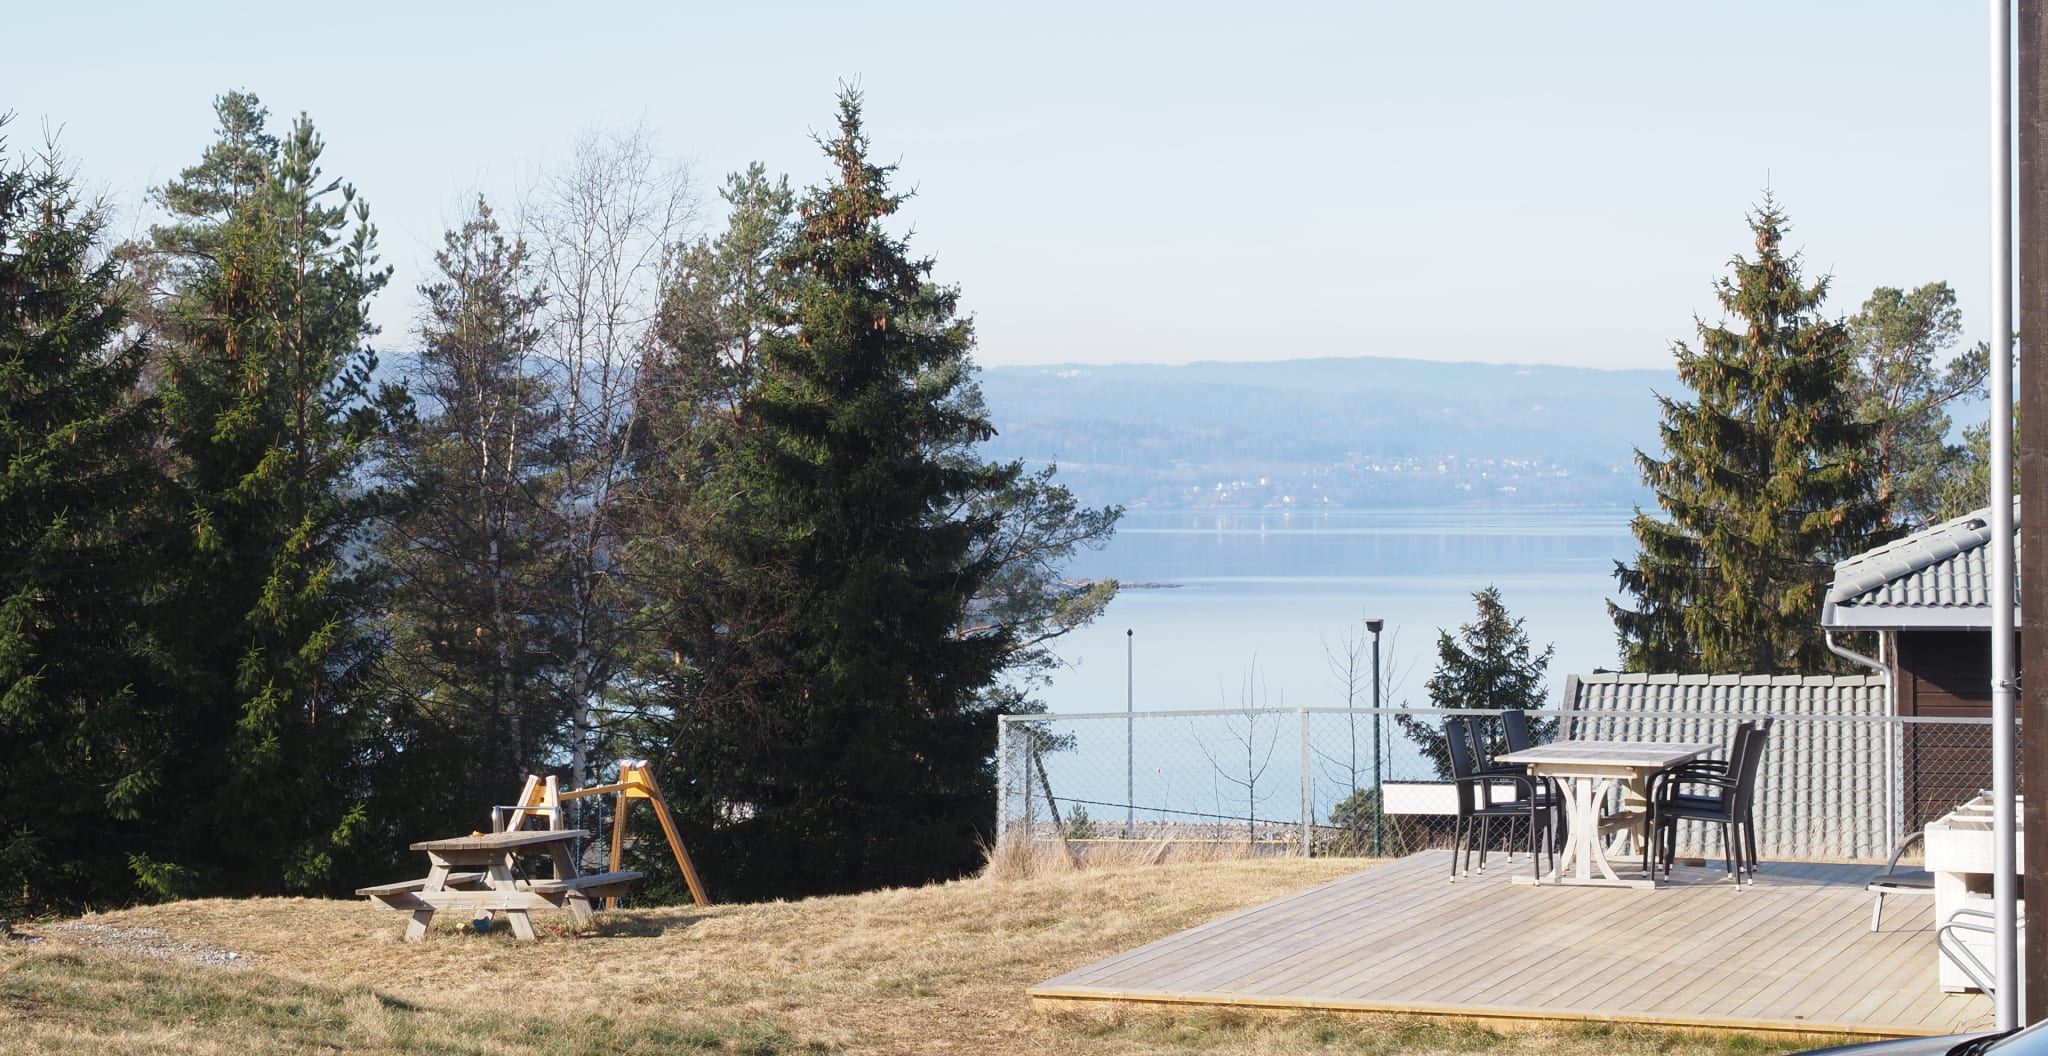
[974,356,1675,510]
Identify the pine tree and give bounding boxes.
[1394,586,1554,780]
[1846,282,1987,529]
[1611,197,1885,674]
[144,93,399,895]
[377,198,557,824]
[0,127,167,914]
[625,163,798,750]
[1937,413,2017,521]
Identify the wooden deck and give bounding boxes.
[1030,850,1992,1039]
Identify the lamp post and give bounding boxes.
[1126,628,1135,840]
[1366,619,1384,856]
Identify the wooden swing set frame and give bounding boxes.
[497,761,709,908]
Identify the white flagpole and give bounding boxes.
[1990,0,2020,1028]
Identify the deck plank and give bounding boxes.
[1722,882,1905,1022]
[1029,850,1993,1038]
[1665,868,1860,1018]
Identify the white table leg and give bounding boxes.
[1518,771,1655,888]
[1578,776,1626,883]
[1556,775,1618,882]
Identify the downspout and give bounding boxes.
[1825,627,1891,682]
[1827,630,1898,856]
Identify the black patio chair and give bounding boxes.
[1643,717,1777,876]
[1650,719,1771,882]
[1501,708,1536,754]
[1642,720,1748,874]
[1445,715,1553,881]
[1497,708,1564,849]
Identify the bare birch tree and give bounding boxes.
[522,124,695,792]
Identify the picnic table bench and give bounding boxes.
[357,828,642,941]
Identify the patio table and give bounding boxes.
[1495,740,1717,888]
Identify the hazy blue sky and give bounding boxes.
[6,1,1993,370]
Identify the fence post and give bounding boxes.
[1299,707,1312,858]
[995,716,1009,849]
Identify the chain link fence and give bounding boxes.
[994,706,1997,864]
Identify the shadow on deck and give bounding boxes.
[1029,850,1990,1039]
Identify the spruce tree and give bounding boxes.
[1611,197,1885,674]
[145,93,399,895]
[663,92,1020,898]
[0,128,166,914]
[1395,586,1554,779]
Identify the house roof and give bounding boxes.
[1820,503,2021,631]
[1564,671,1889,717]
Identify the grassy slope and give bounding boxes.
[1,858,1827,1056]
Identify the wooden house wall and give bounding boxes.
[1892,629,2015,831]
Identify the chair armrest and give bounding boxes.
[1658,760,1728,783]
[1653,772,1737,801]
[1865,869,1934,893]
[1453,772,1541,798]
[1883,829,1926,872]
[1646,760,1724,793]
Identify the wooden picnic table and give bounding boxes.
[356,828,641,941]
[1496,740,1718,889]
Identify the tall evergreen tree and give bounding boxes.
[377,198,558,826]
[0,127,167,915]
[1611,197,1885,675]
[144,93,399,895]
[1395,586,1553,780]
[654,92,1021,898]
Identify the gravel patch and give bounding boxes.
[51,923,246,966]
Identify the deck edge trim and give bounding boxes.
[1024,986,1955,1039]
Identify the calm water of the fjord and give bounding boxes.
[1041,507,1638,716]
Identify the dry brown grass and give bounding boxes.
[1,857,1837,1055]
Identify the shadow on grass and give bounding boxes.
[588,912,711,939]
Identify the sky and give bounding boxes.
[4,1,1996,371]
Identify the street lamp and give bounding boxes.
[1126,628,1135,840]
[1365,619,1384,856]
